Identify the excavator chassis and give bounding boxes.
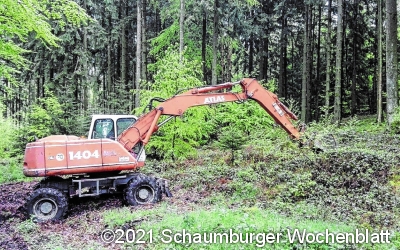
[26,173,172,222]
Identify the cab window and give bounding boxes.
[117,118,136,137]
[92,119,115,139]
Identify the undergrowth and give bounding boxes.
[0,157,29,183]
[102,205,399,249]
[137,115,400,249]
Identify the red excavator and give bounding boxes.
[23,78,302,221]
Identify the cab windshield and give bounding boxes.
[92,118,114,139]
[116,118,136,137]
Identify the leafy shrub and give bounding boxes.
[211,100,275,137]
[391,107,400,134]
[0,157,27,183]
[217,127,245,163]
[251,147,399,227]
[0,103,17,158]
[14,88,65,154]
[137,48,213,159]
[308,151,398,226]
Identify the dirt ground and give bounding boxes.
[0,182,35,249]
[0,181,126,249]
[0,181,204,250]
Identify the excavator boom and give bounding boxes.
[118,78,300,152]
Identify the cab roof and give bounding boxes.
[91,114,139,120]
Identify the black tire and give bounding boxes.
[26,188,68,222]
[124,175,161,206]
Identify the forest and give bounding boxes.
[1,0,399,132]
[1,0,400,249]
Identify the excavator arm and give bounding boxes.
[118,78,301,152]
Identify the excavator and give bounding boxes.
[23,78,303,222]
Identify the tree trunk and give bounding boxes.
[305,5,312,122]
[107,13,112,111]
[301,4,312,122]
[377,0,383,123]
[121,0,127,99]
[315,4,322,120]
[179,0,185,63]
[278,8,286,98]
[259,38,264,81]
[249,37,254,76]
[386,0,398,127]
[334,0,344,122]
[211,0,218,85]
[301,4,309,122]
[82,0,89,112]
[202,9,207,82]
[135,0,142,108]
[141,0,147,82]
[221,41,226,82]
[351,0,359,116]
[259,35,269,81]
[325,0,332,117]
[265,37,269,81]
[226,42,232,82]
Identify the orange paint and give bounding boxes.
[23,138,141,177]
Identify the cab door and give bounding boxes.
[90,118,116,140]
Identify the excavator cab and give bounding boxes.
[88,115,146,161]
[88,115,138,140]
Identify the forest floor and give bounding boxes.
[0,180,213,250]
[1,117,400,249]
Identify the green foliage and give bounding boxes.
[309,150,397,225]
[0,157,28,183]
[217,127,245,163]
[212,101,275,136]
[103,205,379,250]
[14,89,64,154]
[143,49,282,160]
[41,0,90,28]
[138,49,213,159]
[392,232,400,249]
[0,104,17,158]
[259,147,399,227]
[150,22,180,58]
[390,107,400,134]
[0,0,90,81]
[17,217,40,234]
[0,41,29,81]
[26,89,63,139]
[0,104,28,183]
[229,180,260,201]
[210,80,276,136]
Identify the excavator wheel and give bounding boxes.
[124,175,161,206]
[26,187,69,222]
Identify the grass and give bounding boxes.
[101,204,399,249]
[0,157,31,183]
